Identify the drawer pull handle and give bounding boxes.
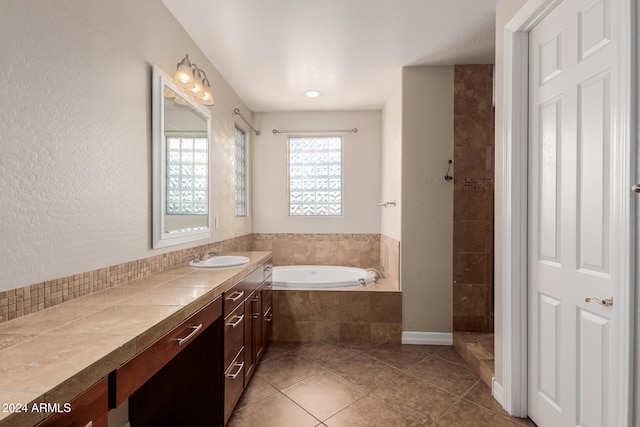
[85,422,93,427]
[176,324,203,346]
[226,314,244,328]
[225,362,244,379]
[226,290,245,302]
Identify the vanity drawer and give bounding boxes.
[224,283,246,318]
[224,303,245,367]
[111,296,222,406]
[224,348,245,425]
[37,376,108,427]
[242,267,264,295]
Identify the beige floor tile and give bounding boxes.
[405,355,480,397]
[324,395,415,427]
[463,381,510,416]
[283,371,366,421]
[433,345,473,367]
[227,392,319,427]
[324,351,402,393]
[258,353,324,389]
[231,341,535,427]
[433,399,527,427]
[359,343,438,370]
[235,369,278,409]
[290,341,363,369]
[369,371,457,425]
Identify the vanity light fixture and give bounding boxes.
[305,90,320,98]
[172,54,215,106]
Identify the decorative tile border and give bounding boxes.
[0,235,253,324]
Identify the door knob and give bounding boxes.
[585,296,613,307]
[632,184,640,193]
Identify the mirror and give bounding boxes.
[152,65,212,248]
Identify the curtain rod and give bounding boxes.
[271,128,358,134]
[233,108,261,135]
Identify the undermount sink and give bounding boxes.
[190,255,250,268]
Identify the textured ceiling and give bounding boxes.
[162,0,500,112]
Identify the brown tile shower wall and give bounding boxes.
[0,235,253,324]
[452,65,495,333]
[271,290,402,344]
[252,233,381,268]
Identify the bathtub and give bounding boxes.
[272,265,376,288]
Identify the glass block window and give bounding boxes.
[288,136,342,216]
[166,134,208,215]
[235,126,247,217]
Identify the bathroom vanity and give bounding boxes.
[0,252,272,427]
[223,261,272,424]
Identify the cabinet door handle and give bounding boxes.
[226,290,245,302]
[85,422,93,427]
[225,362,244,379]
[175,324,203,346]
[226,314,244,328]
[265,314,273,322]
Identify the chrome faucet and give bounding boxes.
[201,248,219,260]
[366,267,384,282]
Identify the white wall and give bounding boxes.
[251,111,382,233]
[0,0,252,292]
[381,77,403,241]
[400,66,454,333]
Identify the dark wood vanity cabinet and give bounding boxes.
[114,297,224,427]
[223,261,273,424]
[37,376,109,427]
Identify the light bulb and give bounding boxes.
[173,55,195,89]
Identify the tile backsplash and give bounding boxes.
[0,235,253,323]
[252,233,381,268]
[0,233,399,325]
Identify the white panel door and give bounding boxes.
[528,0,616,425]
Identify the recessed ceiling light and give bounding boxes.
[305,90,320,98]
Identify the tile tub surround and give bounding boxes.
[452,64,495,333]
[0,251,271,426]
[380,234,400,283]
[272,288,402,344]
[0,234,253,324]
[252,233,381,269]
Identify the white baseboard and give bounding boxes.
[492,377,505,407]
[401,331,453,345]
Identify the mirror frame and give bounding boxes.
[152,64,212,248]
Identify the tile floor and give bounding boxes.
[228,342,537,427]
